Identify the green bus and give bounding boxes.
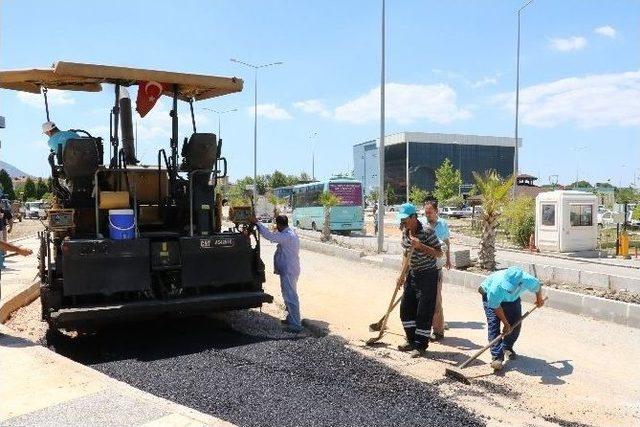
[291,178,364,234]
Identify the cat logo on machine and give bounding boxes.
[200,238,235,248]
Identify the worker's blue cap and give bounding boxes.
[499,266,524,292]
[396,202,417,220]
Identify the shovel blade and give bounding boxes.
[369,322,389,332]
[445,368,471,385]
[365,335,383,346]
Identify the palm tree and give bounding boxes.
[267,193,285,218]
[318,191,341,242]
[472,171,514,270]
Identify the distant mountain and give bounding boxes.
[0,161,32,178]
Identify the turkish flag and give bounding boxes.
[136,81,169,117]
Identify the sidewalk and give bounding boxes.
[0,238,232,426]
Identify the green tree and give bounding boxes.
[615,187,638,205]
[255,175,268,195]
[227,177,253,206]
[267,192,285,217]
[385,185,397,205]
[632,205,640,221]
[434,158,462,203]
[502,196,536,247]
[318,191,341,241]
[473,170,514,270]
[268,170,290,189]
[36,178,48,199]
[299,172,312,182]
[0,169,16,200]
[409,186,429,206]
[569,180,592,189]
[367,189,379,207]
[24,177,37,201]
[444,195,464,208]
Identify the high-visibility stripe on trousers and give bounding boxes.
[400,268,439,351]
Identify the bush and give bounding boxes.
[502,196,535,247]
[633,205,640,221]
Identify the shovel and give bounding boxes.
[368,296,402,332]
[366,248,413,346]
[445,296,548,384]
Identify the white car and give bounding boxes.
[439,206,456,218]
[597,210,614,227]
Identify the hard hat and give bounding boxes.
[396,202,417,220]
[42,121,56,133]
[498,266,524,292]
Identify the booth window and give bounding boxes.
[570,204,593,226]
[541,204,555,226]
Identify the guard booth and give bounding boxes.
[535,190,598,253]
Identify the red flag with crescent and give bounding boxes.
[136,81,169,117]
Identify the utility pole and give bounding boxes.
[513,0,534,198]
[230,59,283,199]
[377,0,386,253]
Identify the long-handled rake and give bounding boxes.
[445,296,548,384]
[366,248,413,346]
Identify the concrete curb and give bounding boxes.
[299,237,640,329]
[297,229,640,293]
[299,239,365,261]
[0,279,40,323]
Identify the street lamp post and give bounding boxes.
[377,0,386,253]
[202,107,238,139]
[230,58,283,199]
[513,0,534,198]
[309,132,318,180]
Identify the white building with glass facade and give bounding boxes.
[353,132,521,198]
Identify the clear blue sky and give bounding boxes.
[1,0,638,187]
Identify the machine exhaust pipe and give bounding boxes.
[119,87,138,165]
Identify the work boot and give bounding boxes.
[430,332,444,341]
[504,348,517,360]
[409,348,426,358]
[397,341,413,352]
[490,358,503,371]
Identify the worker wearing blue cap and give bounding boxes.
[479,266,545,370]
[396,202,443,358]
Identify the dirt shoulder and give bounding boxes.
[260,243,640,427]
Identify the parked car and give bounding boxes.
[257,212,273,223]
[25,200,47,219]
[459,206,474,218]
[597,210,615,227]
[439,206,456,218]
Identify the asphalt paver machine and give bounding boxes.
[0,62,272,330]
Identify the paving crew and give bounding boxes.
[422,199,451,341]
[396,203,443,358]
[251,214,303,333]
[479,266,545,371]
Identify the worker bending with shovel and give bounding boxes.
[480,266,545,371]
[396,203,443,358]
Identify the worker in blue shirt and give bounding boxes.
[251,214,303,333]
[422,199,451,341]
[42,121,79,153]
[479,266,545,371]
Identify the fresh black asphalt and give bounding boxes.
[48,311,483,427]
